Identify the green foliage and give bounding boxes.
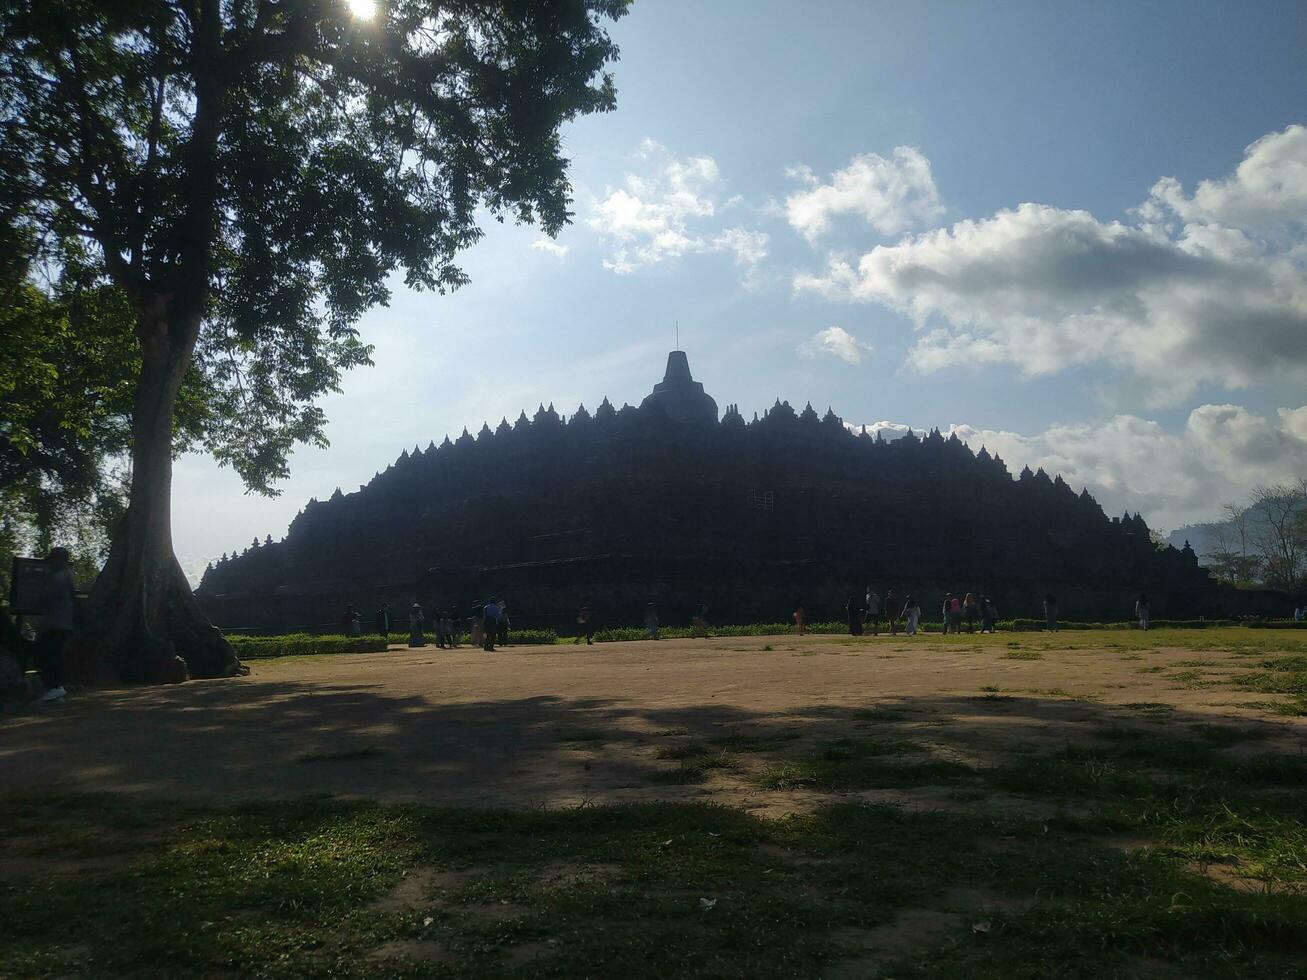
[0,267,137,585]
[226,633,389,659]
[1,0,630,496]
[999,618,1232,631]
[227,627,559,658]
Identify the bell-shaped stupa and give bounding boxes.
[639,350,718,425]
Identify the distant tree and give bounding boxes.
[1250,481,1307,593]
[1203,501,1262,587]
[1,0,627,681]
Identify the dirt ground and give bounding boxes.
[3,632,1303,812]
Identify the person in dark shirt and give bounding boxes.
[574,605,595,645]
[34,547,76,701]
[375,603,391,640]
[482,598,500,651]
[845,593,864,635]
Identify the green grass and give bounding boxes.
[4,699,1307,977]
[1002,649,1043,660]
[1235,654,1307,713]
[4,759,1306,979]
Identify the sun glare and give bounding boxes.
[346,0,376,20]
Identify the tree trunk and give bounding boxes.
[69,300,242,685]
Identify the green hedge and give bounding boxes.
[228,633,391,659]
[228,628,561,659]
[1246,620,1307,629]
[994,618,1235,631]
[229,617,1254,658]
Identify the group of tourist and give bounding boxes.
[827,587,999,638]
[343,589,1173,648]
[350,598,511,651]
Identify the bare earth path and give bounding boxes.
[3,631,1303,812]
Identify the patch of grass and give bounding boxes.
[754,738,965,791]
[1003,649,1043,660]
[1242,697,1307,717]
[1169,669,1216,689]
[654,741,710,761]
[648,750,741,784]
[1019,687,1103,703]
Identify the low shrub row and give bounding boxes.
[997,618,1234,632]
[1246,620,1307,629]
[228,617,1256,657]
[227,628,563,658]
[228,633,391,659]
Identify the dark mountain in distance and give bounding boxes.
[198,352,1273,633]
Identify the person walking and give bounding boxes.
[434,610,448,648]
[340,603,361,637]
[903,594,921,636]
[469,600,483,648]
[941,593,953,635]
[845,593,864,636]
[645,603,660,640]
[375,602,391,641]
[792,601,806,636]
[1135,593,1151,631]
[442,611,458,648]
[963,593,979,633]
[497,600,511,647]
[408,601,425,647]
[884,589,902,636]
[981,596,998,633]
[1043,592,1059,632]
[575,605,595,645]
[482,597,500,651]
[692,602,709,638]
[865,587,881,636]
[33,547,76,701]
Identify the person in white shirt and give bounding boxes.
[864,587,881,636]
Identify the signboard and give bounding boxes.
[8,557,52,615]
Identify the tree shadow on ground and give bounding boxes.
[1,667,1302,813]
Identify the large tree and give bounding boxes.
[0,0,626,682]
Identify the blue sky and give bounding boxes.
[174,0,1307,581]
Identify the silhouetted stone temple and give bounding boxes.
[198,351,1234,632]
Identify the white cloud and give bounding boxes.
[784,147,944,242]
[1144,125,1307,238]
[799,325,873,364]
[853,403,1307,531]
[796,125,1307,404]
[530,238,569,260]
[713,227,770,267]
[590,143,767,276]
